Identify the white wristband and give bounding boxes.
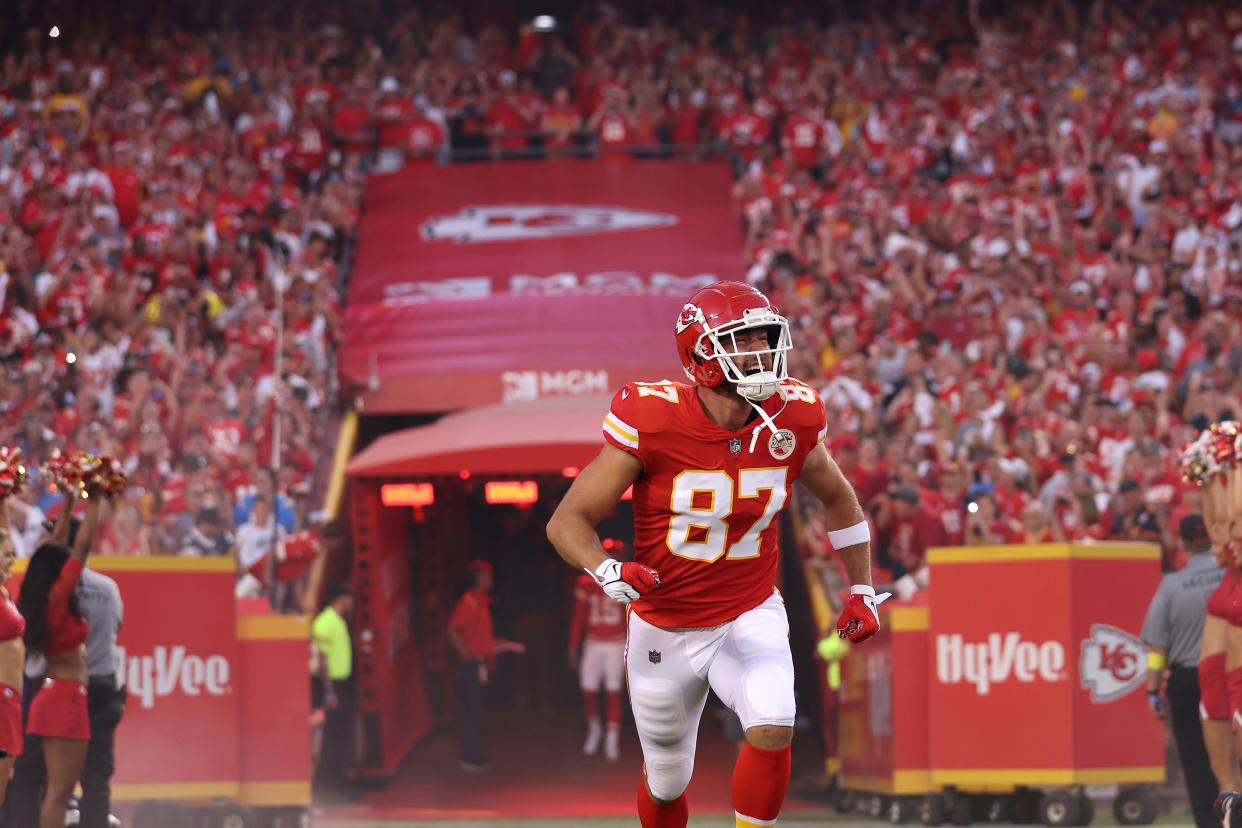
[849,584,876,598]
[589,558,618,580]
[827,521,870,549]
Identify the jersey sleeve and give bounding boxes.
[812,387,828,446]
[602,386,642,455]
[778,378,828,446]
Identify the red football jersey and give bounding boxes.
[602,379,827,627]
[571,574,628,646]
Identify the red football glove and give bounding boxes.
[836,585,891,642]
[589,558,661,603]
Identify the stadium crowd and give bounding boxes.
[0,0,1238,593]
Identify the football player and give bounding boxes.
[547,281,885,828]
[569,552,628,761]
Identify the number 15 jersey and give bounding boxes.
[602,379,828,628]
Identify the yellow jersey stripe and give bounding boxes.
[603,420,639,449]
[604,411,639,440]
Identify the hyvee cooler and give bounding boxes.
[928,543,1163,787]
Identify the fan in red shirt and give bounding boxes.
[400,107,446,164]
[589,91,632,152]
[569,559,628,762]
[486,71,534,153]
[100,142,143,227]
[933,464,970,545]
[373,77,414,149]
[548,282,882,828]
[541,87,582,152]
[1052,281,1098,348]
[330,88,373,155]
[1014,501,1060,544]
[883,485,950,599]
[781,105,825,170]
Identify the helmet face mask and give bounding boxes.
[676,283,792,401]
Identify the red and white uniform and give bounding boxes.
[571,574,626,691]
[1200,569,1234,721]
[602,376,826,799]
[602,378,827,628]
[1226,572,1242,729]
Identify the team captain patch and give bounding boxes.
[769,428,796,460]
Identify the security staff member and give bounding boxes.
[1142,514,1224,828]
[312,582,355,796]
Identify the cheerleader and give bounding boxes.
[18,452,117,828]
[0,447,28,805]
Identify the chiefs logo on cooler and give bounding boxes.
[1079,623,1145,703]
[419,205,678,244]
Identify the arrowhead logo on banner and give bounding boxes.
[420,205,678,243]
[1079,623,1145,703]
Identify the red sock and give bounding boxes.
[637,776,688,828]
[583,690,600,722]
[731,742,791,825]
[606,691,623,727]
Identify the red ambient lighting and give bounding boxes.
[562,466,580,478]
[485,480,539,505]
[381,483,435,507]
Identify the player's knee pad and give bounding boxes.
[645,754,693,801]
[631,679,687,745]
[739,659,796,729]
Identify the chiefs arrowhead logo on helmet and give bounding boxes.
[676,303,705,334]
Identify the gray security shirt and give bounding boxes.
[25,566,124,684]
[1141,553,1223,668]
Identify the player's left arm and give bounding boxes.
[798,442,889,642]
[798,442,872,587]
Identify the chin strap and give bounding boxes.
[747,398,786,453]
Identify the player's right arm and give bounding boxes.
[548,385,662,602]
[546,443,642,574]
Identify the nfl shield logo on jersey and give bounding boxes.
[768,429,796,460]
[648,650,662,664]
[728,437,742,455]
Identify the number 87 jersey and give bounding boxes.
[602,377,828,628]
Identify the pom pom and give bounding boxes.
[39,448,74,492]
[1181,421,1242,484]
[39,450,127,497]
[0,447,28,498]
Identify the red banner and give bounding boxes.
[340,160,743,413]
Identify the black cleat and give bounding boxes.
[1215,791,1242,828]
